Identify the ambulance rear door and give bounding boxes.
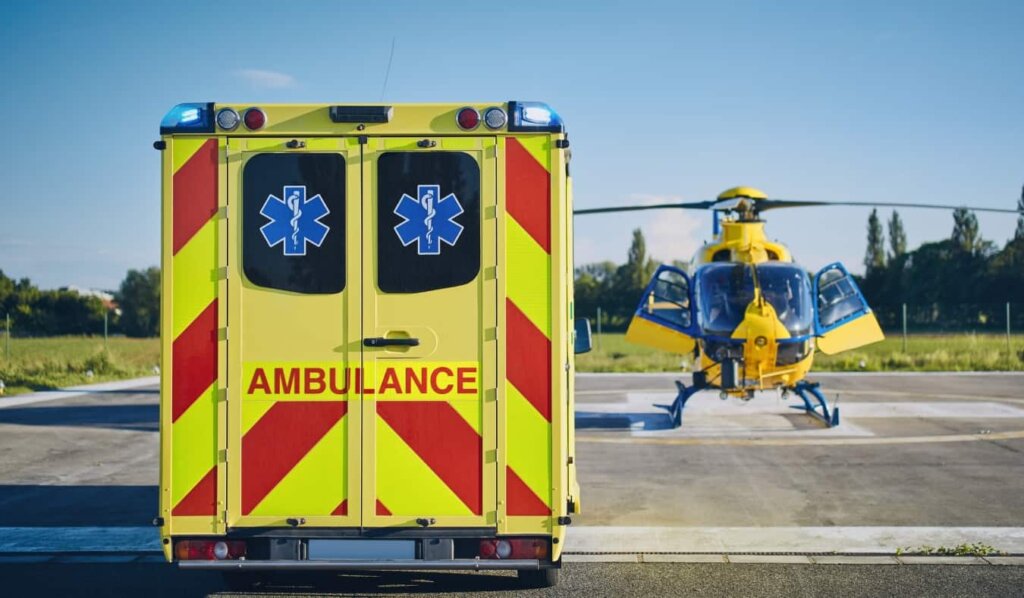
[361,137,498,528]
[226,138,362,528]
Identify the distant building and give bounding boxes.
[60,285,120,314]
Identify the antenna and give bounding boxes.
[379,37,396,102]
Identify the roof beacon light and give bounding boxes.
[159,103,215,134]
[456,107,480,130]
[243,107,267,131]
[507,101,564,132]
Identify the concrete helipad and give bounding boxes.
[572,372,1024,553]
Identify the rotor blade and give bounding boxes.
[759,199,1020,214]
[573,200,716,215]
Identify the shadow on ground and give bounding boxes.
[1,563,524,598]
[574,410,676,431]
[0,404,157,432]
[0,485,157,526]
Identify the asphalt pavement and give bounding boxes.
[1,372,1023,596]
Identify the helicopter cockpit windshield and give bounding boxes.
[697,263,813,337]
[756,262,814,336]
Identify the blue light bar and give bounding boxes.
[507,101,565,133]
[160,102,215,134]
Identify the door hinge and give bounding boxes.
[358,135,368,145]
[219,449,228,463]
[555,139,570,149]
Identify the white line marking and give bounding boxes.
[0,527,160,552]
[0,377,159,410]
[840,402,1024,418]
[565,526,1024,555]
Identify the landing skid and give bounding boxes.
[654,378,840,429]
[789,381,840,427]
[654,380,704,428]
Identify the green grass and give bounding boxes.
[0,336,160,396]
[1,332,1019,394]
[577,332,1024,373]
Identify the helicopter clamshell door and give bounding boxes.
[625,265,697,354]
[813,262,884,355]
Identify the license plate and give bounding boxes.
[307,539,416,561]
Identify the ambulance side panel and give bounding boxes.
[159,136,228,555]
[498,134,571,556]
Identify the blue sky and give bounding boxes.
[1,0,1022,290]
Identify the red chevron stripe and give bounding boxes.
[242,401,347,515]
[172,138,218,255]
[331,499,348,516]
[506,466,550,516]
[172,466,216,516]
[171,300,218,422]
[377,402,482,515]
[376,499,391,516]
[506,137,551,253]
[506,299,552,421]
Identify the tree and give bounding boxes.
[1015,185,1024,241]
[864,209,886,273]
[621,228,656,290]
[887,210,907,260]
[951,207,982,254]
[117,267,161,338]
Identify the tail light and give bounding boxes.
[478,537,549,559]
[175,540,247,561]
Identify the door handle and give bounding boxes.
[363,337,420,347]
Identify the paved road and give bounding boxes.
[4,560,1024,597]
[1,373,1023,596]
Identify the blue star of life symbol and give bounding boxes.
[393,184,464,255]
[259,185,331,256]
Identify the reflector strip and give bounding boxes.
[167,137,221,520]
[506,467,550,516]
[171,301,218,423]
[504,135,555,521]
[332,499,348,516]
[172,467,216,516]
[506,382,552,505]
[241,401,347,515]
[170,383,217,507]
[376,500,392,516]
[247,412,348,517]
[506,300,552,422]
[506,137,551,252]
[172,139,218,255]
[378,402,482,515]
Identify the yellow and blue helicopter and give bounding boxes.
[575,187,1019,427]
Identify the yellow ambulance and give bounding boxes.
[156,102,588,587]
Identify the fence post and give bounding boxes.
[596,307,603,350]
[4,313,9,361]
[901,303,908,353]
[104,310,109,352]
[1008,302,1012,355]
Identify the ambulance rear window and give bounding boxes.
[242,153,346,294]
[376,152,480,293]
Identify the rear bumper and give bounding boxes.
[179,558,548,571]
